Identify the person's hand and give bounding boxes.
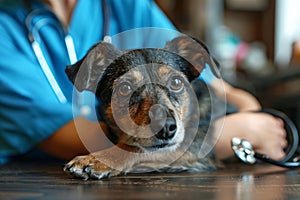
[242,112,288,160]
[214,112,288,161]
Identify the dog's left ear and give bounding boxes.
[66,42,122,92]
[164,36,220,78]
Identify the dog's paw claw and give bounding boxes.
[64,165,88,180]
[84,166,92,173]
[89,171,111,180]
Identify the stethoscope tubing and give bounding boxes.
[254,152,300,168]
[25,0,109,104]
[31,39,68,103]
[25,9,72,103]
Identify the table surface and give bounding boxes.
[1,158,300,200]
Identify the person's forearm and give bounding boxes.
[211,79,261,112]
[38,117,111,160]
[213,114,257,160]
[226,88,261,111]
[213,116,239,160]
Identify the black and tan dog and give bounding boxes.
[64,35,221,180]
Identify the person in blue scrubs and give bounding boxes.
[0,0,287,164]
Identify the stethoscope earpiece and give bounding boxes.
[231,109,300,168]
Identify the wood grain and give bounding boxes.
[1,158,300,200]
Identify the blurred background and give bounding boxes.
[156,0,300,128]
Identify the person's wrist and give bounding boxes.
[233,112,259,148]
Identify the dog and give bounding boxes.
[64,35,221,180]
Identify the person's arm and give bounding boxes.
[210,78,261,111]
[209,78,287,161]
[0,9,112,162]
[37,118,111,160]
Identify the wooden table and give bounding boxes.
[1,158,300,200]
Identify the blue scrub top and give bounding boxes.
[0,0,214,163]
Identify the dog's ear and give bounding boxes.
[66,42,122,92]
[164,36,220,78]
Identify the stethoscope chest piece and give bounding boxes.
[231,137,257,164]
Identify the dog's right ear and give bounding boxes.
[66,42,122,93]
[164,36,221,79]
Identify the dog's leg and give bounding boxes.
[130,150,217,173]
[64,146,141,180]
[63,147,193,179]
[64,145,217,180]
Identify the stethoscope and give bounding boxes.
[24,0,110,105]
[231,109,300,168]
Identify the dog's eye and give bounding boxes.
[118,82,133,97]
[169,77,184,92]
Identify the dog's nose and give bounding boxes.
[155,117,177,140]
[149,104,177,140]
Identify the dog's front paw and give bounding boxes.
[63,155,121,180]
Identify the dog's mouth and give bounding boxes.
[142,142,177,151]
